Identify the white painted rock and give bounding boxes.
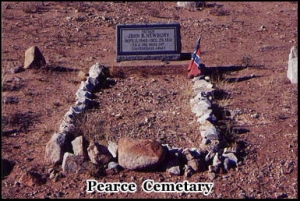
[201,126,219,140]
[72,104,86,114]
[83,78,97,92]
[191,94,212,108]
[89,63,103,78]
[107,161,120,170]
[107,141,118,158]
[79,81,88,91]
[59,121,75,134]
[193,79,213,90]
[201,137,209,144]
[205,150,215,162]
[209,153,222,173]
[192,92,212,104]
[192,103,212,117]
[222,153,238,164]
[24,46,46,69]
[198,112,217,124]
[70,105,84,115]
[166,166,181,176]
[75,97,92,107]
[192,87,215,96]
[287,46,298,84]
[222,153,238,171]
[199,120,215,133]
[63,110,76,124]
[118,137,166,170]
[76,89,93,100]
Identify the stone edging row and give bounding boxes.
[45,63,107,165]
[44,63,238,178]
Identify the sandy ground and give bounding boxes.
[1,2,298,199]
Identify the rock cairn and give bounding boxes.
[44,63,238,178]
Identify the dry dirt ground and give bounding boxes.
[1,1,298,199]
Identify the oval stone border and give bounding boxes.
[44,63,238,178]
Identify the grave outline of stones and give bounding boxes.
[45,62,239,177]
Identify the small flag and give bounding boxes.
[187,36,202,79]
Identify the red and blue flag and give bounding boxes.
[188,36,202,78]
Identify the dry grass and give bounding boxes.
[209,6,230,16]
[210,74,239,147]
[78,111,111,146]
[211,75,235,109]
[3,110,41,133]
[1,69,8,89]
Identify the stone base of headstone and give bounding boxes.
[117,54,181,62]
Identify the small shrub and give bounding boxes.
[241,55,253,67]
[4,111,41,133]
[22,2,42,14]
[209,7,230,16]
[148,9,160,17]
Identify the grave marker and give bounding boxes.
[116,23,181,62]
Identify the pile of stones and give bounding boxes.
[44,63,238,178]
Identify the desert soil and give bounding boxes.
[1,1,298,199]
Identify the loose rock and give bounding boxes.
[201,125,219,140]
[118,137,166,170]
[87,141,113,165]
[89,63,103,78]
[76,89,93,100]
[71,136,88,159]
[287,46,298,84]
[188,159,201,172]
[183,165,194,178]
[2,96,19,104]
[166,166,181,176]
[11,66,25,74]
[24,46,46,69]
[222,153,238,171]
[107,141,118,158]
[19,170,45,186]
[45,133,68,165]
[59,121,75,134]
[62,152,85,174]
[106,161,122,175]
